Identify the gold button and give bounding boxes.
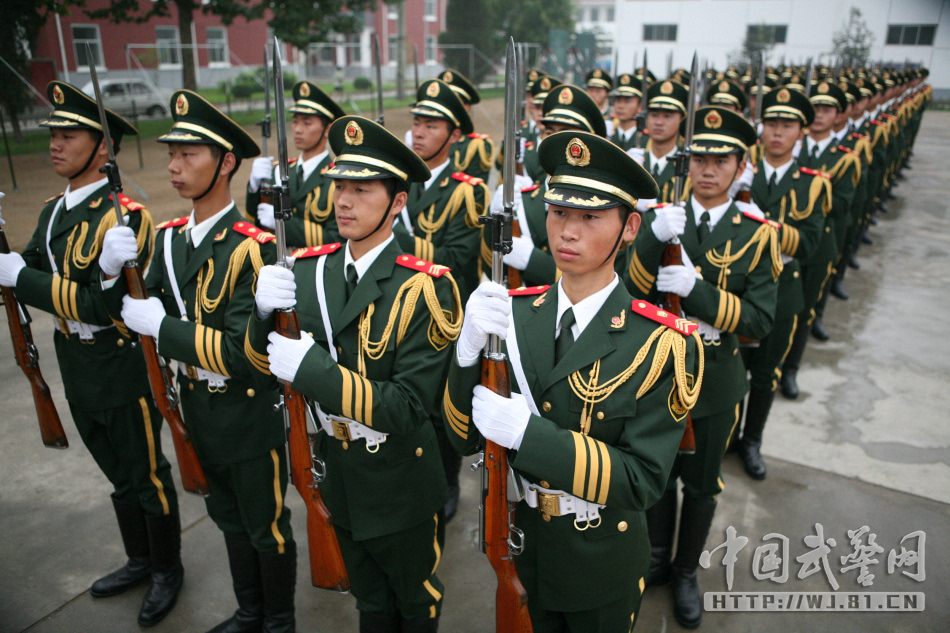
[596,411,605,420]
[542,514,551,522]
[695,265,702,274]
[618,521,628,532]
[725,268,731,275]
[116,338,125,347]
[247,388,256,397]
[733,348,738,355]
[337,346,343,356]
[793,271,800,278]
[415,447,423,457]
[540,480,550,488]
[189,382,195,390]
[825,226,831,232]
[342,441,349,450]
[542,401,552,412]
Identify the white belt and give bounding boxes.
[521,476,605,530]
[55,317,114,341]
[313,403,388,453]
[178,362,229,391]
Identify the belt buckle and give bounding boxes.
[537,492,562,519]
[331,418,352,442]
[185,364,199,381]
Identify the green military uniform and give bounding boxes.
[437,70,496,182]
[585,69,615,136]
[623,107,780,629]
[445,131,701,632]
[246,81,345,248]
[609,72,650,151]
[640,79,690,203]
[706,79,747,113]
[248,116,463,627]
[9,80,180,626]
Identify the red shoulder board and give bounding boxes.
[395,254,451,277]
[44,192,65,204]
[882,113,896,120]
[110,193,144,212]
[292,243,342,259]
[452,172,484,187]
[509,285,550,296]
[233,221,276,244]
[521,184,540,194]
[851,132,870,141]
[525,141,535,149]
[467,132,489,140]
[871,119,885,126]
[742,211,782,229]
[799,166,830,179]
[648,202,672,210]
[631,300,698,336]
[288,157,299,165]
[838,145,859,156]
[156,217,189,230]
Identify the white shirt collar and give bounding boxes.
[186,202,235,247]
[650,146,678,175]
[690,195,733,230]
[555,274,619,341]
[617,125,636,143]
[424,159,451,191]
[763,158,794,184]
[64,177,108,211]
[343,234,394,283]
[296,150,329,183]
[806,134,834,157]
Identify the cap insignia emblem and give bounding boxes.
[621,75,630,85]
[344,121,364,146]
[704,110,722,129]
[777,88,791,104]
[426,81,440,98]
[541,77,552,91]
[299,82,311,97]
[818,82,829,94]
[719,81,730,92]
[52,85,65,105]
[558,87,573,105]
[175,94,189,116]
[443,71,453,83]
[661,81,674,95]
[566,137,591,167]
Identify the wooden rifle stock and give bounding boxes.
[507,220,522,290]
[123,265,210,496]
[0,226,67,448]
[481,357,532,633]
[275,309,350,593]
[661,243,696,455]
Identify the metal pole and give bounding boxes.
[130,99,144,170]
[0,107,17,191]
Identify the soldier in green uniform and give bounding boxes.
[627,79,689,205]
[248,116,463,633]
[99,91,296,632]
[736,88,830,479]
[609,72,650,151]
[584,68,615,136]
[437,70,496,182]
[705,79,747,114]
[492,84,608,288]
[246,81,345,248]
[443,130,702,632]
[622,107,780,628]
[0,81,182,626]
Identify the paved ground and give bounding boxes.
[0,104,947,633]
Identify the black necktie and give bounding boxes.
[555,308,575,364]
[811,143,820,159]
[345,263,358,300]
[652,162,661,178]
[767,171,777,194]
[184,228,194,263]
[697,211,711,243]
[296,163,304,182]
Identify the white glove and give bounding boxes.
[472,385,530,451]
[503,235,533,271]
[651,205,687,242]
[256,265,296,318]
[513,173,534,191]
[0,191,6,224]
[121,295,167,339]
[656,264,697,297]
[100,226,138,276]
[636,197,658,212]
[734,200,764,219]
[0,252,26,287]
[257,202,276,230]
[248,156,274,193]
[728,161,755,198]
[267,330,315,383]
[695,319,721,343]
[489,184,524,217]
[457,282,510,367]
[627,147,646,166]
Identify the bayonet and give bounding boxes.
[86,45,125,229]
[804,56,815,95]
[260,45,272,157]
[673,52,699,204]
[636,48,649,131]
[754,52,766,125]
[373,35,384,126]
[270,37,292,268]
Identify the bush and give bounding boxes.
[353,76,373,90]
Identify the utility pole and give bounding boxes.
[396,2,407,100]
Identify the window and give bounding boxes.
[348,34,361,64]
[389,35,399,64]
[606,7,615,22]
[156,26,181,67]
[746,24,787,45]
[426,35,436,63]
[130,82,151,97]
[644,24,677,42]
[207,27,228,66]
[887,24,937,46]
[72,25,104,68]
[424,0,436,18]
[590,8,599,22]
[104,83,126,97]
[576,9,584,22]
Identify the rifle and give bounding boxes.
[736,55,765,208]
[668,52,699,455]
[268,38,350,593]
[0,203,67,449]
[803,56,815,96]
[476,37,532,633]
[635,48,649,134]
[259,45,272,158]
[86,46,209,495]
[372,35,385,126]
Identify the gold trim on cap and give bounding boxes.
[809,95,840,108]
[762,105,807,122]
[447,85,472,103]
[47,110,103,131]
[291,99,335,119]
[710,93,741,107]
[333,154,408,181]
[543,109,595,133]
[412,100,461,127]
[648,96,687,113]
[549,174,638,209]
[691,132,748,151]
[169,122,234,150]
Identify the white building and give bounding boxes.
[609,0,949,96]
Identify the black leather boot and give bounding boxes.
[400,616,440,632]
[738,388,774,480]
[671,497,717,629]
[645,489,677,586]
[359,611,401,633]
[207,535,264,633]
[259,541,296,633]
[782,319,810,399]
[138,511,184,626]
[91,494,151,598]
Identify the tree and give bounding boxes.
[440,0,495,84]
[85,0,376,91]
[831,6,874,68]
[730,23,778,68]
[492,0,574,53]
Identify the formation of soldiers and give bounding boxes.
[0,45,930,633]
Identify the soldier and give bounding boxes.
[584,68,615,136]
[98,91,296,632]
[628,79,689,204]
[705,79,747,114]
[247,81,346,248]
[736,87,830,480]
[0,81,181,626]
[609,72,648,151]
[622,107,780,628]
[248,116,463,633]
[444,130,702,632]
[437,70,496,182]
